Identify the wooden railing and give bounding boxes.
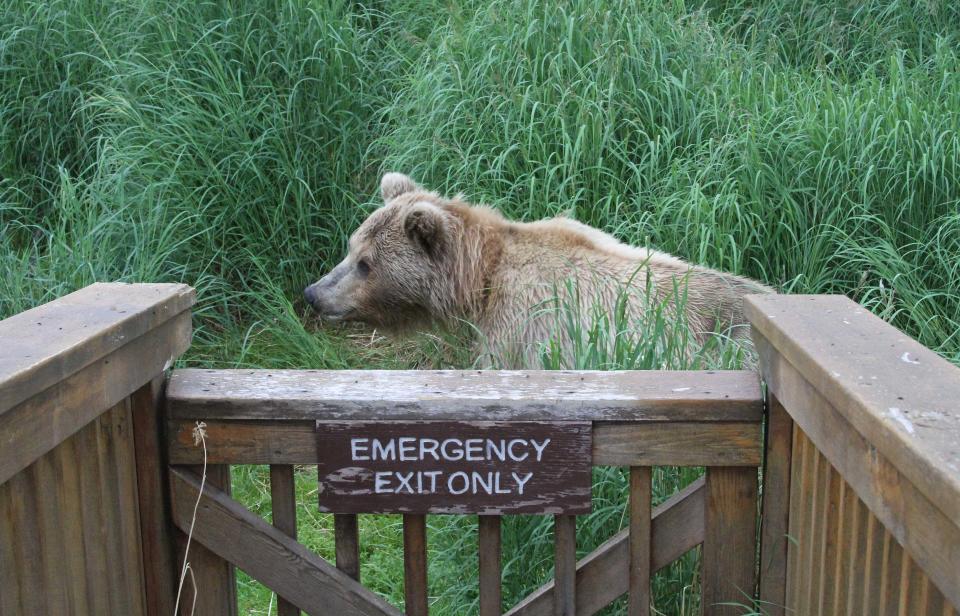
[0,283,194,616]
[4,285,958,616]
[747,295,960,616]
[164,369,764,616]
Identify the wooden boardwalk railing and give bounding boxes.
[165,368,764,616]
[747,295,960,616]
[0,283,195,616]
[4,285,958,616]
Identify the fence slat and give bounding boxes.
[628,467,651,616]
[757,395,792,616]
[404,514,428,616]
[702,467,758,616]
[504,477,705,616]
[335,514,361,582]
[553,515,577,616]
[271,464,299,616]
[479,516,502,616]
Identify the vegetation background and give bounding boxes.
[2,0,958,613]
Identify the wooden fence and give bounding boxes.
[0,283,194,616]
[1,283,958,616]
[748,295,960,616]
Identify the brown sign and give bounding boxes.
[315,421,592,514]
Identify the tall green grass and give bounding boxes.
[2,0,959,613]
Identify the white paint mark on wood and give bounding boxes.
[900,352,921,364]
[888,407,916,435]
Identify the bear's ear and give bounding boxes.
[381,172,418,202]
[403,202,446,258]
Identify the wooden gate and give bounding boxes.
[164,369,764,616]
[4,284,959,616]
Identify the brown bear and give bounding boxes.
[304,173,773,367]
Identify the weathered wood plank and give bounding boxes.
[169,467,401,616]
[478,516,502,616]
[0,310,192,485]
[105,399,149,616]
[553,515,577,616]
[166,369,762,422]
[77,412,115,616]
[746,294,960,528]
[335,514,361,582]
[0,473,19,615]
[843,497,868,615]
[174,464,238,616]
[0,282,194,415]
[271,464,300,616]
[404,515,429,616]
[132,377,178,616]
[505,478,705,616]
[53,433,91,616]
[702,467,758,616]
[755,338,960,609]
[879,530,903,616]
[817,463,843,614]
[167,419,761,467]
[592,422,760,466]
[628,467,651,616]
[757,395,792,616]
[784,423,806,610]
[804,446,827,611]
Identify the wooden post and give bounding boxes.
[628,467,652,616]
[131,376,178,616]
[270,464,299,616]
[335,514,361,582]
[479,516,502,616]
[404,514,428,616]
[757,395,793,616]
[553,515,576,616]
[174,464,238,616]
[702,467,758,616]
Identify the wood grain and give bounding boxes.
[271,464,300,616]
[167,419,762,468]
[504,478,705,616]
[174,464,238,616]
[169,467,401,616]
[757,395,792,616]
[403,515,429,616]
[0,310,191,484]
[0,282,194,415]
[166,369,762,422]
[479,516,502,616]
[131,376,178,616]
[335,514,362,582]
[592,421,761,466]
[746,294,960,528]
[0,401,148,616]
[553,515,576,616]
[628,467,651,616]
[756,337,960,609]
[702,467,758,616]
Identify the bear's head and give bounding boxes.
[304,173,467,328]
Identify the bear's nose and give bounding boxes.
[304,285,318,306]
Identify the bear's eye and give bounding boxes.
[356,258,371,278]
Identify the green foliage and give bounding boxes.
[2,0,959,613]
